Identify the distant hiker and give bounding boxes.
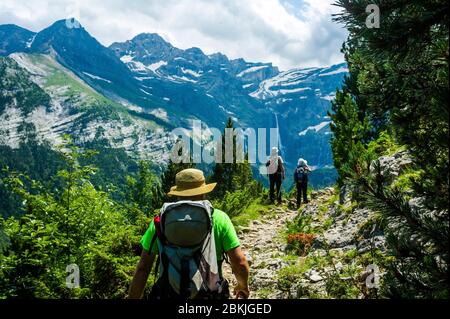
[266,147,285,205]
[294,158,311,208]
[128,168,250,300]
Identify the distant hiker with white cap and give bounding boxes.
[265,147,285,205]
[128,168,250,300]
[294,158,311,208]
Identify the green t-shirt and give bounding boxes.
[140,208,240,264]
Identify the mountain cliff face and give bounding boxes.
[0,54,173,164]
[0,24,35,56]
[251,64,348,168]
[109,32,278,129]
[0,19,347,188]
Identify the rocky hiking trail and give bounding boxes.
[223,187,386,299]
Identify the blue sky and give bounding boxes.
[0,0,348,70]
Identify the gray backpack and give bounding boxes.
[149,200,228,299]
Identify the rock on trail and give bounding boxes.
[222,187,386,299]
[222,203,299,299]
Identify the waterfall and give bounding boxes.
[274,112,284,158]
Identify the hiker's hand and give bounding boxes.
[234,284,250,299]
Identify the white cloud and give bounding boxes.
[0,0,347,70]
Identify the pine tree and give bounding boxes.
[333,0,449,298]
[329,90,371,185]
[125,161,162,216]
[158,145,195,205]
[210,117,254,199]
[333,0,449,209]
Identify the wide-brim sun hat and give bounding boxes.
[167,168,217,197]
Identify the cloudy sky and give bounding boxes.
[0,0,347,70]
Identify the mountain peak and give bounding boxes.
[132,33,168,44]
[185,47,204,55]
[0,24,36,56]
[0,24,32,32]
[110,32,182,65]
[46,18,84,32]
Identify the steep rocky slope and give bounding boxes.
[223,188,386,299]
[222,150,422,299]
[0,54,173,164]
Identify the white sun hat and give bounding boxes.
[298,158,307,166]
[271,147,279,156]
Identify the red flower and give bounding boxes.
[287,233,316,256]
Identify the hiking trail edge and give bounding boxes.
[222,187,385,299]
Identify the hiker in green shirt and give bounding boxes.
[128,169,250,299]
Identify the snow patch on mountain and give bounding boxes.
[320,92,336,101]
[181,67,201,78]
[140,88,152,96]
[120,55,134,63]
[25,34,37,49]
[128,61,147,72]
[299,121,331,136]
[249,68,316,99]
[83,72,112,83]
[319,66,348,77]
[237,65,268,77]
[148,60,168,73]
[171,75,197,83]
[135,76,153,81]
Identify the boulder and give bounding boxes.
[339,184,353,205]
[375,150,413,185]
[304,269,324,282]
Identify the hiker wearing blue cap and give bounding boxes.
[294,158,311,208]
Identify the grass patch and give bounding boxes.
[30,55,108,104]
[257,288,274,299]
[277,264,306,291]
[327,194,339,205]
[28,54,162,130]
[231,198,270,228]
[389,168,423,194]
[282,254,300,264]
[322,216,334,231]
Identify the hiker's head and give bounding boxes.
[167,168,216,201]
[271,147,279,157]
[298,158,307,167]
[178,194,207,201]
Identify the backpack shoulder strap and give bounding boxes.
[149,232,158,254]
[153,215,166,244]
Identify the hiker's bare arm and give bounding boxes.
[227,246,250,299]
[127,250,155,299]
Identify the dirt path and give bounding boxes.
[222,187,386,299]
[222,199,307,299]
